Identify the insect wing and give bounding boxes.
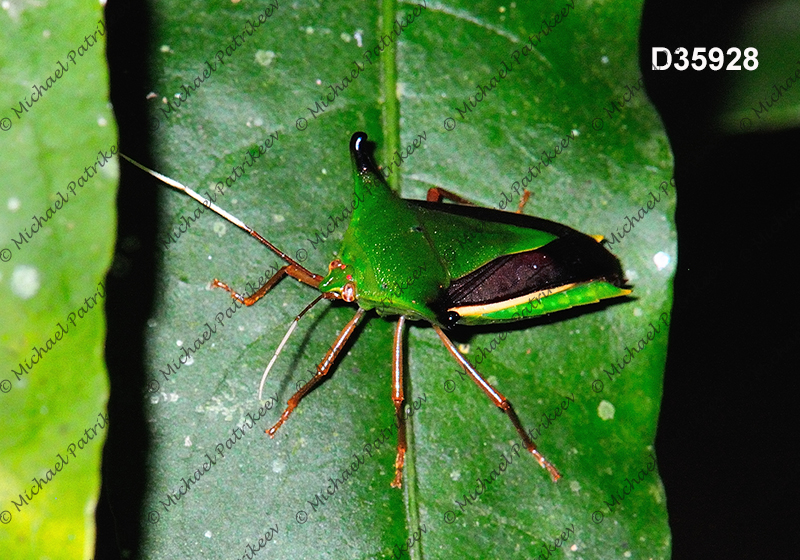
[406,201,630,325]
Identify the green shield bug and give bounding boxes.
[122,131,630,488]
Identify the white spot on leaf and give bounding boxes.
[255,50,276,67]
[654,251,670,271]
[11,265,41,299]
[598,400,615,420]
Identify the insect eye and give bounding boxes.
[444,311,461,327]
[342,282,356,302]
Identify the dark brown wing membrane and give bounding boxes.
[435,233,628,309]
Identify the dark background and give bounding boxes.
[99,0,796,558]
[642,1,797,557]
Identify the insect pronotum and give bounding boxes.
[122,131,630,488]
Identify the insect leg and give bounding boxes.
[516,190,532,213]
[267,308,367,437]
[212,263,321,307]
[427,185,531,214]
[432,325,561,482]
[425,186,475,205]
[391,316,407,488]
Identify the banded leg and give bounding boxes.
[432,325,561,482]
[267,308,366,437]
[212,263,323,307]
[391,316,407,488]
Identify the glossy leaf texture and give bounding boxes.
[0,1,115,558]
[138,0,673,558]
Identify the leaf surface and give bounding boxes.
[0,2,115,558]
[138,1,673,558]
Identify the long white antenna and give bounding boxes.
[120,154,251,233]
[258,294,325,400]
[120,154,316,274]
[121,154,331,398]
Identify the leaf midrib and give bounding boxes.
[379,0,425,558]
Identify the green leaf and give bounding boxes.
[139,0,673,558]
[719,0,800,133]
[0,2,115,559]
